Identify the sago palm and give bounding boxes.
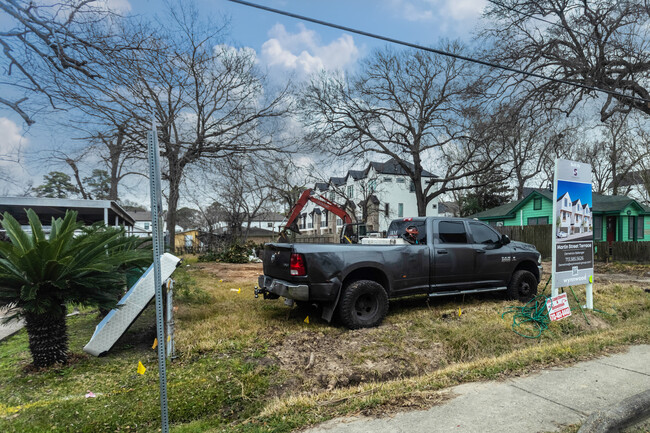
[0,209,151,367]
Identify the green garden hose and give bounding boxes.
[502,294,551,339]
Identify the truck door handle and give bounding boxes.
[474,249,486,254]
[437,249,448,254]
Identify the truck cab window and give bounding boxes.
[438,221,467,244]
[387,220,427,243]
[469,222,501,245]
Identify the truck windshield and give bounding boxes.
[387,220,427,243]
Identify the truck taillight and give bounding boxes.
[290,253,306,276]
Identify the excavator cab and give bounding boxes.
[340,223,368,244]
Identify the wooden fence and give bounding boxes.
[594,241,650,263]
[293,234,338,244]
[494,225,553,259]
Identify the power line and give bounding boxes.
[227,0,650,107]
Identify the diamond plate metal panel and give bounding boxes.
[83,253,180,357]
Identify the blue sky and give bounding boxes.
[0,0,488,196]
[557,180,592,208]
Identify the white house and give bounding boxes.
[556,193,592,235]
[247,212,285,233]
[301,157,440,235]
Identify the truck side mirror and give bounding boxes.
[501,234,510,245]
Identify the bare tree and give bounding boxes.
[0,0,136,125]
[483,0,650,121]
[577,113,650,195]
[490,100,580,199]
[58,6,289,252]
[206,156,277,242]
[302,46,507,216]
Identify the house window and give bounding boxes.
[409,181,415,193]
[324,210,329,226]
[527,217,548,225]
[329,191,335,200]
[347,185,354,199]
[144,222,150,230]
[398,203,404,217]
[638,216,645,239]
[385,203,389,216]
[336,218,343,227]
[369,179,376,193]
[533,197,542,210]
[397,178,405,183]
[384,177,392,182]
[564,198,568,207]
[594,215,602,240]
[267,222,272,228]
[628,216,635,240]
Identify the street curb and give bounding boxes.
[578,388,650,433]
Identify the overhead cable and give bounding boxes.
[227,0,650,107]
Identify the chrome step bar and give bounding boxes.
[428,286,507,297]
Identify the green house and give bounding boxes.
[473,189,650,242]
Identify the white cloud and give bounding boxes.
[260,24,359,79]
[387,0,486,22]
[0,117,30,189]
[102,0,132,13]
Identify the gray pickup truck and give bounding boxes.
[256,217,542,329]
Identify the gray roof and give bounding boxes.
[129,210,152,221]
[347,170,365,181]
[438,201,460,214]
[326,157,438,186]
[611,169,650,188]
[367,157,437,178]
[0,196,134,226]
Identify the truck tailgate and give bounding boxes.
[262,243,294,281]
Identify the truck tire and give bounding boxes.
[337,280,388,329]
[506,270,538,302]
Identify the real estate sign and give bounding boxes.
[552,159,594,294]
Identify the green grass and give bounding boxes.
[1,260,650,432]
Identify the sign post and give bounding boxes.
[551,159,594,309]
[148,119,170,433]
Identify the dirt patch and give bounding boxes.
[270,324,444,392]
[193,262,263,281]
[595,262,650,277]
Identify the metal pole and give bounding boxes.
[586,277,594,310]
[551,160,559,298]
[147,119,170,433]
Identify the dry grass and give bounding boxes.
[1,259,649,433]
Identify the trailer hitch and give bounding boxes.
[254,286,279,300]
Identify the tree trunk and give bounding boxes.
[415,182,426,216]
[166,179,180,254]
[24,307,68,367]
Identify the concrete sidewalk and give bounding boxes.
[306,345,650,433]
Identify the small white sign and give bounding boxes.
[546,293,572,322]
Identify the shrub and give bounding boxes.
[0,210,151,367]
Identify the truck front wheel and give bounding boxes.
[338,280,389,329]
[506,270,538,302]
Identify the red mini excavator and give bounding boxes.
[278,189,367,243]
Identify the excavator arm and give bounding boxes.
[278,189,354,242]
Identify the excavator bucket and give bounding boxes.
[277,221,301,243]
